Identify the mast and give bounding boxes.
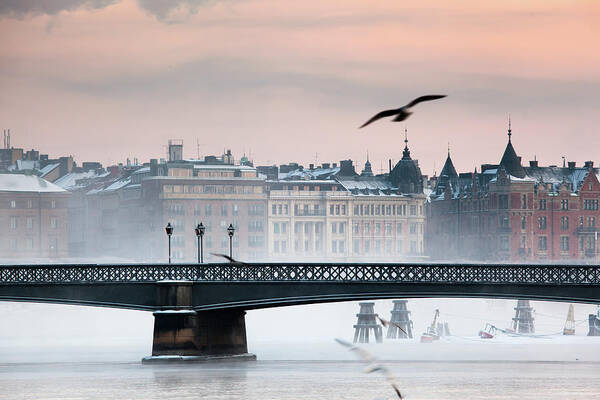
[563,304,575,335]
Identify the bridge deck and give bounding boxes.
[0,263,599,310]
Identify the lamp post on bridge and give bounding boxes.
[165,222,173,264]
[195,222,205,263]
[227,223,235,259]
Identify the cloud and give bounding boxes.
[0,0,219,22]
[136,0,218,22]
[0,0,117,18]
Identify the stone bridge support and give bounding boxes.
[142,281,256,363]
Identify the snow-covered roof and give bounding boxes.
[193,164,255,171]
[54,171,100,190]
[131,166,150,175]
[0,174,66,193]
[10,160,38,171]
[39,163,60,177]
[103,177,131,192]
[279,167,340,181]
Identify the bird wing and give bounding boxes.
[377,316,407,335]
[391,383,403,399]
[210,253,235,262]
[334,338,354,348]
[359,108,400,129]
[405,94,447,108]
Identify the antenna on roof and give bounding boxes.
[562,156,566,168]
[508,115,512,142]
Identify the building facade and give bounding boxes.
[0,174,69,258]
[267,141,427,261]
[427,125,600,262]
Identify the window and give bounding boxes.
[587,236,595,251]
[538,236,547,251]
[409,223,417,234]
[521,216,526,230]
[10,200,16,208]
[339,240,345,253]
[561,199,569,210]
[274,240,280,253]
[304,223,310,234]
[50,217,58,229]
[364,223,370,235]
[588,217,596,228]
[522,194,527,209]
[353,223,360,234]
[51,200,56,209]
[281,240,287,253]
[274,222,280,234]
[341,205,346,215]
[385,223,392,234]
[499,195,509,209]
[374,223,381,234]
[499,236,509,251]
[336,205,340,215]
[560,216,569,230]
[353,239,360,254]
[10,216,17,230]
[205,204,212,216]
[396,222,403,234]
[330,205,334,215]
[409,205,417,216]
[332,240,337,253]
[538,216,547,230]
[539,199,546,210]
[25,237,34,250]
[332,223,337,234]
[315,223,321,234]
[499,215,509,228]
[396,240,403,253]
[27,200,33,209]
[584,199,599,210]
[221,204,228,216]
[339,223,345,234]
[27,217,34,230]
[281,222,287,233]
[561,236,569,251]
[272,204,277,215]
[232,204,239,216]
[364,239,370,253]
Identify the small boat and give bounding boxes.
[478,323,496,339]
[420,310,441,343]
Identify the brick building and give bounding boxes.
[427,124,600,262]
[0,174,69,258]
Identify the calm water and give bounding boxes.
[0,361,598,400]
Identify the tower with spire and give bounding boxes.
[360,152,374,177]
[390,128,423,194]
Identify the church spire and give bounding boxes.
[508,115,512,142]
[402,128,411,160]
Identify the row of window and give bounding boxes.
[6,216,59,230]
[501,235,597,252]
[5,237,59,251]
[270,202,424,217]
[5,199,58,209]
[169,203,264,217]
[163,185,262,195]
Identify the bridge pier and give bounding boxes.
[142,281,256,363]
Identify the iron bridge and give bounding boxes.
[0,263,599,310]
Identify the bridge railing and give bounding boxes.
[0,263,599,285]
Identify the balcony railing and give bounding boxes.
[294,210,326,216]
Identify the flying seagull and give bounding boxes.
[335,338,403,399]
[377,316,408,336]
[359,95,447,128]
[210,253,247,265]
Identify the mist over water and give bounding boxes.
[1,298,598,363]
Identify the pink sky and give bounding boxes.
[1,0,599,174]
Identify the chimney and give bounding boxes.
[584,161,594,169]
[322,163,330,169]
[332,163,337,168]
[309,163,314,170]
[529,160,538,168]
[389,159,392,174]
[568,161,576,169]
